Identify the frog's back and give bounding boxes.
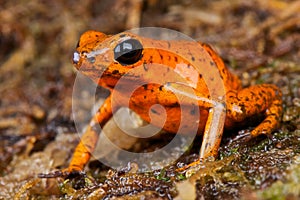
[199,42,241,92]
[141,38,241,95]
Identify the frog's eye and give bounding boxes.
[114,39,143,65]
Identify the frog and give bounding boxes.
[46,30,283,176]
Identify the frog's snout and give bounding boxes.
[72,51,82,70]
[73,51,80,65]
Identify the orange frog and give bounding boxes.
[54,30,283,176]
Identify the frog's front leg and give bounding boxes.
[39,95,115,178]
[199,101,226,159]
[226,84,282,139]
[66,95,116,173]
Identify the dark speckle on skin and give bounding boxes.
[255,103,260,110]
[143,62,148,71]
[220,74,224,80]
[239,104,246,113]
[205,48,213,57]
[222,68,226,75]
[174,56,178,62]
[112,70,119,74]
[151,108,158,114]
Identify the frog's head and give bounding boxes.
[72,30,146,89]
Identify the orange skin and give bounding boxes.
[61,30,282,175]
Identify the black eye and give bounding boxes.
[114,39,143,65]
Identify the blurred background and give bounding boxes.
[0,0,299,199]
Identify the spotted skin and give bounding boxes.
[52,30,283,176]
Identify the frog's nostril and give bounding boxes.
[73,51,80,64]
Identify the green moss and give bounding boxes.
[257,156,300,199]
[176,172,187,181]
[155,168,171,182]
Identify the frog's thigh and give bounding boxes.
[68,95,114,171]
[226,84,282,138]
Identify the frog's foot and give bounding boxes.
[38,168,85,178]
[231,127,275,144]
[230,129,253,143]
[176,159,201,172]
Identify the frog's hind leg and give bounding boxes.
[226,84,282,140]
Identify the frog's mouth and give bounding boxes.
[74,60,141,90]
[100,69,144,89]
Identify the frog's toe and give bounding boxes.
[38,168,85,178]
[176,159,201,172]
[38,170,65,178]
[230,129,253,143]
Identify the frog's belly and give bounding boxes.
[130,105,208,135]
